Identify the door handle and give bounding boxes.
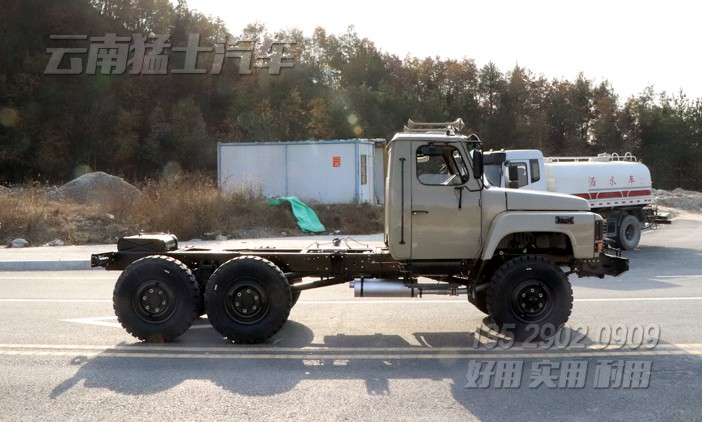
[412,210,429,215]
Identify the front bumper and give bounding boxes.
[574,248,629,278]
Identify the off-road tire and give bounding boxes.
[113,255,200,342]
[486,256,573,342]
[205,256,292,343]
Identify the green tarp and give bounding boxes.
[267,197,326,233]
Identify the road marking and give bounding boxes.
[2,296,701,307]
[295,297,702,304]
[0,275,117,280]
[0,299,111,303]
[61,317,213,330]
[0,343,700,360]
[575,297,702,302]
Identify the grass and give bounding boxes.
[0,175,385,246]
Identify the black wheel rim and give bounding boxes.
[625,224,635,241]
[510,279,551,322]
[133,280,176,323]
[224,280,269,325]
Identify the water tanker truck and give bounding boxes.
[483,150,670,250]
[92,120,628,344]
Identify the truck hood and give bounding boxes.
[502,188,590,211]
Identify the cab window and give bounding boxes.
[507,162,529,188]
[416,144,468,186]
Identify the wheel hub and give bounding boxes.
[513,281,550,319]
[134,281,174,322]
[225,282,268,324]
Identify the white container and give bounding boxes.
[218,139,384,204]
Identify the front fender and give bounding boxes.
[481,211,596,260]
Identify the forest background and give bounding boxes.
[1,0,701,191]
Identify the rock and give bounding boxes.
[43,239,65,247]
[280,231,288,237]
[201,231,219,240]
[11,238,29,248]
[215,234,228,241]
[52,172,141,205]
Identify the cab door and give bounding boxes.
[410,142,483,260]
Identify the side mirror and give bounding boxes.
[472,150,483,179]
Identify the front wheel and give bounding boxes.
[485,256,573,342]
[205,256,292,343]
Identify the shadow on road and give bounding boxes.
[48,320,701,421]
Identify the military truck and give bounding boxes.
[92,119,628,343]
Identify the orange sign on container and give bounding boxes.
[332,156,341,167]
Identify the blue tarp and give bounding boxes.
[267,197,326,233]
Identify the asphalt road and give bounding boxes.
[1,220,701,421]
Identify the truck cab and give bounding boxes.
[385,121,607,266]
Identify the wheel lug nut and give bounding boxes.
[522,293,526,297]
[235,302,240,307]
[145,306,150,310]
[530,288,535,293]
[539,303,543,308]
[143,296,147,300]
[538,293,543,298]
[254,296,259,300]
[247,289,251,294]
[155,308,160,312]
[237,292,242,297]
[522,303,526,307]
[149,289,154,293]
[161,301,166,305]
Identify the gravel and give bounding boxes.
[49,171,142,205]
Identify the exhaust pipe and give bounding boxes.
[351,279,466,298]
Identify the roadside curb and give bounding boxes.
[0,260,95,272]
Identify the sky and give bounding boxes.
[183,0,701,101]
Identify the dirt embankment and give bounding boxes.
[2,172,700,247]
[1,172,384,247]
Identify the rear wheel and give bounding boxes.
[617,215,641,250]
[113,256,199,342]
[205,256,292,343]
[486,256,572,342]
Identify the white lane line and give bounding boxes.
[294,297,702,304]
[0,299,111,303]
[1,346,701,360]
[2,297,702,304]
[575,297,702,302]
[61,317,213,330]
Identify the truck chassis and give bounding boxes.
[92,233,627,344]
